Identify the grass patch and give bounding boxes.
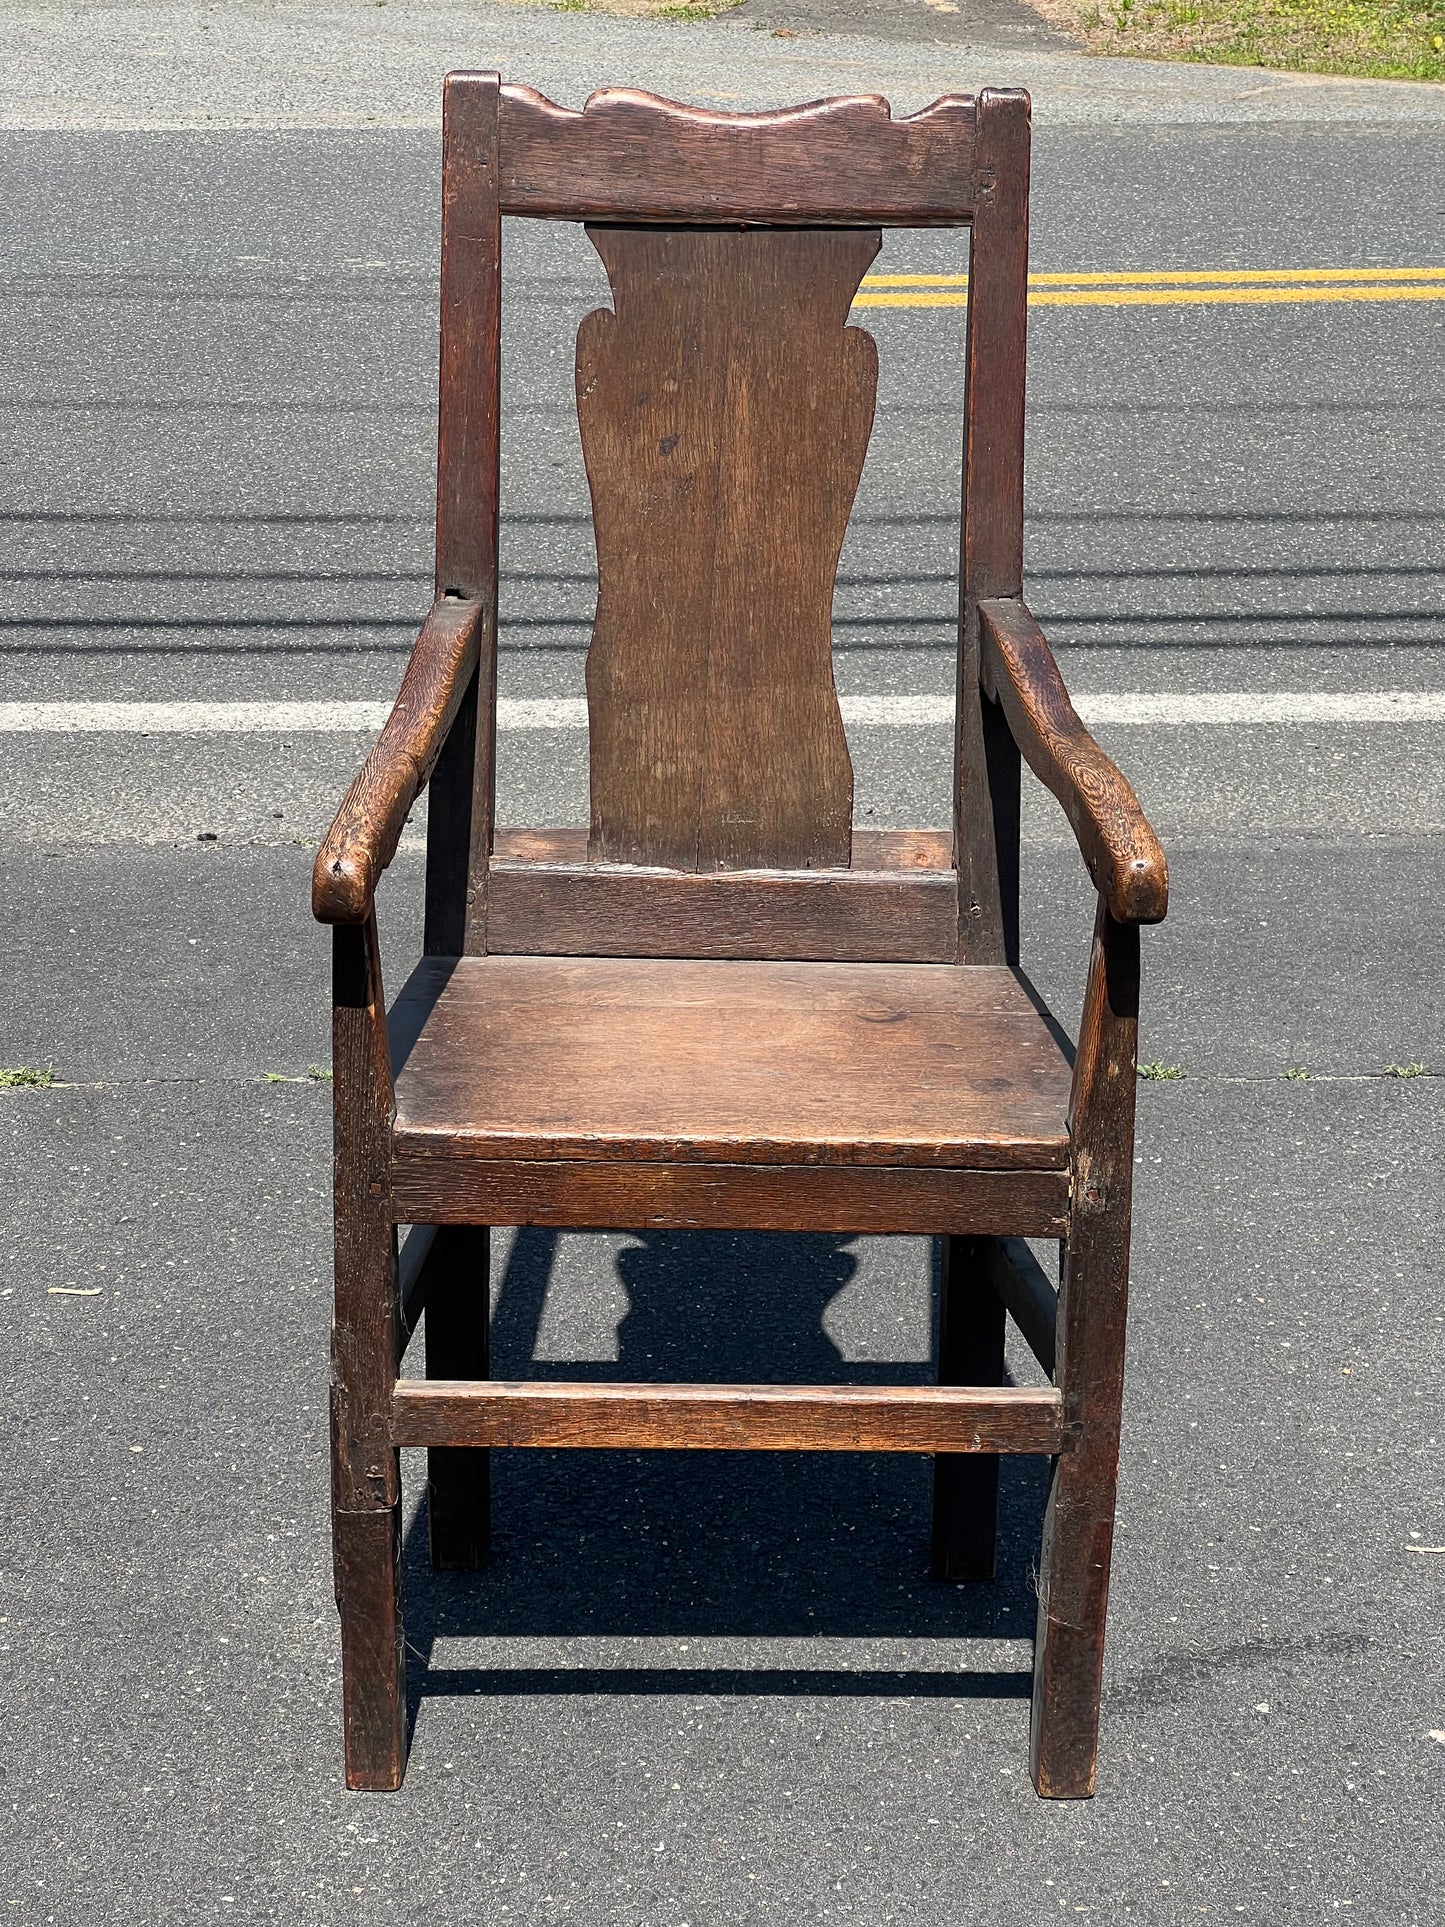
[1138,1061,1186,1080]
[551,0,743,17]
[1384,1061,1430,1077]
[308,1065,333,1082]
[0,1064,53,1089]
[1072,0,1445,80]
[1283,1065,1311,1080]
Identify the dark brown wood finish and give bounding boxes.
[580,224,875,871]
[486,860,958,961]
[390,956,1072,1169]
[312,77,1168,1801]
[498,85,978,224]
[493,826,955,870]
[932,1235,1008,1581]
[1031,901,1140,1798]
[393,1379,1067,1453]
[423,1226,492,1570]
[330,914,406,1789]
[390,1157,1071,1238]
[396,1223,437,1360]
[435,73,503,954]
[955,87,1030,963]
[981,597,1169,924]
[313,596,485,925]
[989,1234,1059,1379]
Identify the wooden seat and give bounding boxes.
[311,75,1168,1802]
[391,956,1072,1174]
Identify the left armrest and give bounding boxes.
[979,596,1168,924]
[312,594,486,924]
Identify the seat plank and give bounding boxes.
[390,955,1071,1171]
[392,1380,1066,1453]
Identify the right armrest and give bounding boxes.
[312,595,487,924]
[980,596,1168,924]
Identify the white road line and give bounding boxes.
[0,693,1443,733]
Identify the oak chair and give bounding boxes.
[312,75,1168,1799]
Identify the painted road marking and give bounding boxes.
[856,266,1445,308]
[2,694,1444,733]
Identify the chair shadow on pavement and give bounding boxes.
[401,1225,1047,1729]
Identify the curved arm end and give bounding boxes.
[980,596,1168,925]
[310,595,485,925]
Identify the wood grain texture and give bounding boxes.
[313,596,485,924]
[389,955,1072,1170]
[391,1379,1066,1454]
[436,74,502,600]
[1031,901,1140,1799]
[331,916,399,1512]
[989,1233,1058,1379]
[485,860,958,962]
[497,84,978,225]
[395,1223,437,1362]
[579,224,877,871]
[492,826,955,870]
[932,1235,1008,1581]
[333,1507,406,1791]
[955,86,1031,963]
[388,1158,1070,1238]
[429,74,502,954]
[330,917,407,1789]
[980,596,1168,924]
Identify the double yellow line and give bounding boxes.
[856,266,1445,308]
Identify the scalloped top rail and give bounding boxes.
[481,82,992,227]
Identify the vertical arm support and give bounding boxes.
[955,86,1030,964]
[331,912,399,1514]
[1031,898,1140,1797]
[330,912,407,1789]
[430,70,502,956]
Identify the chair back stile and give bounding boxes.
[423,76,1031,961]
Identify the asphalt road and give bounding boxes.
[1,14,1444,1925]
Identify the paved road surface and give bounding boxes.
[1,9,1443,1924]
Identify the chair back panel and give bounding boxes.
[579,224,879,872]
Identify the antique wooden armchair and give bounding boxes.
[312,75,1167,1799]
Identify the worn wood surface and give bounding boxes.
[424,1225,492,1571]
[989,1233,1059,1379]
[392,1379,1066,1453]
[435,74,502,952]
[492,826,954,871]
[931,1235,1008,1581]
[1031,900,1140,1799]
[579,224,875,872]
[436,75,503,602]
[330,915,407,1789]
[313,596,485,924]
[497,85,978,225]
[331,916,399,1512]
[395,1223,436,1362]
[333,1507,406,1791]
[388,1157,1070,1238]
[955,86,1031,964]
[486,860,958,962]
[390,955,1071,1169]
[981,597,1168,925]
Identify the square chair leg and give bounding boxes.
[932,1234,1007,1581]
[334,1500,407,1791]
[425,1225,492,1570]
